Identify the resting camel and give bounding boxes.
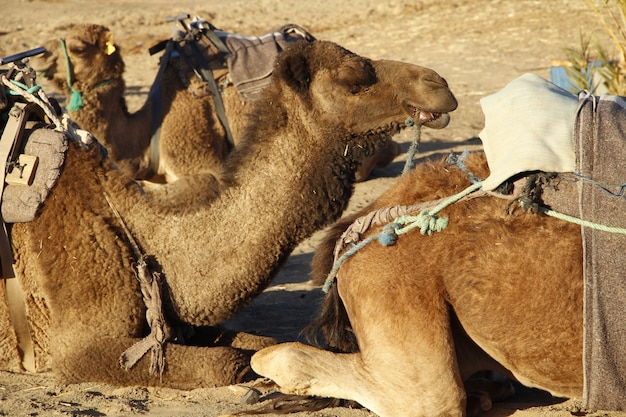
[35,23,400,190]
[250,150,588,416]
[1,39,457,389]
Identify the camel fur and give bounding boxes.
[35,23,400,190]
[251,151,585,417]
[1,39,457,389]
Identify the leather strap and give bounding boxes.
[147,40,175,176]
[0,101,35,371]
[5,274,35,372]
[185,40,235,151]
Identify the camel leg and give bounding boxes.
[252,253,466,417]
[52,334,260,388]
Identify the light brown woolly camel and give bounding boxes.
[251,151,585,417]
[2,39,456,389]
[34,23,400,191]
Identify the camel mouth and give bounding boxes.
[406,104,451,129]
[417,109,442,123]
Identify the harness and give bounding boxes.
[58,38,119,112]
[146,15,236,173]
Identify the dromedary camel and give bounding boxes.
[35,23,400,190]
[250,150,588,417]
[2,39,456,389]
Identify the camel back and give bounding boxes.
[214,24,315,100]
[162,19,316,101]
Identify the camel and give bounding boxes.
[250,151,588,417]
[1,39,457,389]
[34,23,401,192]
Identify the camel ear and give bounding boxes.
[277,45,311,93]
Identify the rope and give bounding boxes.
[1,73,94,146]
[402,117,421,174]
[447,149,481,184]
[104,193,171,379]
[380,181,483,239]
[59,38,84,111]
[4,79,41,95]
[1,74,62,129]
[322,180,484,292]
[519,200,626,234]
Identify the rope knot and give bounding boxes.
[378,222,400,246]
[67,88,84,111]
[415,210,449,235]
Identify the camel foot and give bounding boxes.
[464,375,516,417]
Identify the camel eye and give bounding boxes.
[337,59,376,94]
[67,41,90,55]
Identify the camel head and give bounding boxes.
[274,40,457,136]
[33,24,124,105]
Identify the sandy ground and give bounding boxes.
[1,0,625,416]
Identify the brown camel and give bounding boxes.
[2,39,456,389]
[34,23,400,191]
[251,151,586,417]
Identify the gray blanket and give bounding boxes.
[217,24,314,101]
[575,93,626,411]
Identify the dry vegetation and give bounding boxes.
[565,0,626,94]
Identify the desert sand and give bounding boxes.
[1,0,625,416]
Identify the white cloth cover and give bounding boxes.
[479,73,578,191]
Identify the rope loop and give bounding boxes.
[5,79,41,95]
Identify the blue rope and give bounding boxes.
[573,173,626,200]
[402,117,421,174]
[447,149,481,184]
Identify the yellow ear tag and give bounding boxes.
[105,41,116,55]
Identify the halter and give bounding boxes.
[58,38,118,111]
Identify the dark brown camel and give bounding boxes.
[34,23,401,193]
[1,39,456,389]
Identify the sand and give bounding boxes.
[1,1,624,416]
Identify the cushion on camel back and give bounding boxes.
[1,122,68,223]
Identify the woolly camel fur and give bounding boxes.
[251,151,584,417]
[2,40,457,389]
[35,24,398,190]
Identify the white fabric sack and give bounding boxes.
[479,73,578,191]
